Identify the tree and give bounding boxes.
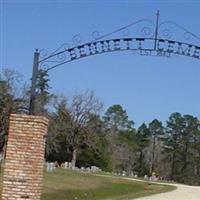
[103,104,135,171]
[45,98,70,163]
[135,123,150,176]
[178,115,199,184]
[117,129,138,174]
[77,115,111,171]
[163,113,200,184]
[34,69,52,115]
[148,119,164,175]
[48,91,103,167]
[0,69,26,160]
[163,112,184,179]
[191,121,200,184]
[103,104,134,133]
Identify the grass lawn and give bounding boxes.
[41,169,176,200]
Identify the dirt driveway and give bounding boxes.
[134,181,200,200]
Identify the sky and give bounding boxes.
[1,0,200,127]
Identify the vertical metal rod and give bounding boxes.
[154,10,160,50]
[29,49,40,115]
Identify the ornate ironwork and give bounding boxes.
[39,38,200,71]
[29,11,200,114]
[37,11,200,72]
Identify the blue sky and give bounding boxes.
[1,0,200,127]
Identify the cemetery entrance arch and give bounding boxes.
[29,11,200,114]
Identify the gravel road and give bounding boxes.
[134,180,200,200]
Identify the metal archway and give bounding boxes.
[39,38,200,71]
[29,11,200,114]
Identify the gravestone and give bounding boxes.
[46,162,55,172]
[86,167,91,172]
[64,162,69,169]
[68,162,72,169]
[81,167,85,171]
[144,175,148,180]
[122,171,126,176]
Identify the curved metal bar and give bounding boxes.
[91,19,155,42]
[39,19,155,63]
[39,15,200,67]
[158,21,200,42]
[45,48,150,71]
[39,37,200,72]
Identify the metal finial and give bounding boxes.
[154,10,160,50]
[156,10,160,17]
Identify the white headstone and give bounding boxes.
[64,162,68,169]
[68,162,72,169]
[144,175,148,179]
[122,171,126,176]
[81,167,85,171]
[46,162,55,172]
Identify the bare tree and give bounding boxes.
[50,91,103,167]
[0,69,28,162]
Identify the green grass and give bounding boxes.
[41,169,176,200]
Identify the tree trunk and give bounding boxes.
[197,151,200,176]
[150,137,156,175]
[181,143,188,174]
[139,150,144,176]
[171,153,175,180]
[71,147,77,168]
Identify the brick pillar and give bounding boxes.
[2,114,49,200]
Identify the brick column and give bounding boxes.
[2,114,49,200]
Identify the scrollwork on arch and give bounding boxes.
[158,21,200,44]
[37,15,200,72]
